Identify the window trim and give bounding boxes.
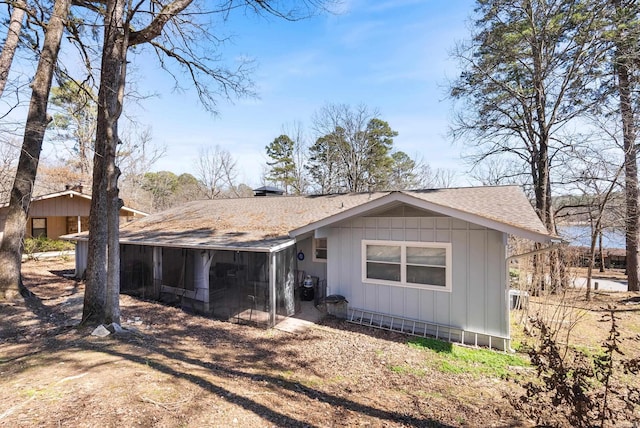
[361,240,452,292]
[312,237,327,263]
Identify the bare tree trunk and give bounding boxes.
[82,140,107,323]
[0,0,72,300]
[104,0,129,325]
[84,0,128,325]
[531,25,565,292]
[0,0,26,97]
[614,0,640,292]
[586,221,599,301]
[599,231,606,273]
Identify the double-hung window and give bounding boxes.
[362,240,452,292]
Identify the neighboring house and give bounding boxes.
[67,186,554,350]
[0,186,147,242]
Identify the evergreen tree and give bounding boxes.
[308,104,398,193]
[450,0,605,232]
[50,79,97,176]
[265,134,296,193]
[389,151,418,190]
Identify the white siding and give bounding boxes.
[0,209,6,243]
[75,240,88,278]
[295,237,327,281]
[327,215,508,338]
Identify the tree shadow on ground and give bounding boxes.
[73,334,454,428]
[6,285,457,427]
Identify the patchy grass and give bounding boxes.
[5,259,639,427]
[407,337,529,379]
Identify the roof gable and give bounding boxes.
[0,189,148,217]
[290,187,552,243]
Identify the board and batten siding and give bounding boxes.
[326,216,508,339]
[295,236,327,281]
[29,196,92,217]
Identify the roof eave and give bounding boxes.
[119,206,149,217]
[60,233,295,253]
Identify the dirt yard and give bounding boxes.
[1,259,638,427]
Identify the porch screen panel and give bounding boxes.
[162,248,195,290]
[208,251,269,325]
[275,246,297,320]
[120,244,154,297]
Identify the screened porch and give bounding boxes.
[119,244,299,327]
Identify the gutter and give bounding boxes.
[61,233,296,254]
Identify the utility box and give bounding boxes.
[509,289,529,310]
[324,295,348,319]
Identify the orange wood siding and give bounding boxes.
[28,195,92,217]
[47,216,67,239]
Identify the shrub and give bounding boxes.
[511,306,640,427]
[23,237,74,255]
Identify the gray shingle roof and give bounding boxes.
[114,185,550,251]
[404,186,550,236]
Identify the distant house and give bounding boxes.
[67,186,553,350]
[253,185,285,197]
[0,186,147,242]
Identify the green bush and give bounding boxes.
[23,237,74,254]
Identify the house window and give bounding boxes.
[362,240,452,292]
[32,218,47,238]
[313,238,327,262]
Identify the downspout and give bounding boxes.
[504,239,566,352]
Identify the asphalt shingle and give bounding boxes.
[115,185,550,250]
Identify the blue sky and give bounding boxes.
[126,0,476,187]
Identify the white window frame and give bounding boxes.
[312,237,327,263]
[361,240,452,292]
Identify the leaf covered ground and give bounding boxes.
[0,259,638,427]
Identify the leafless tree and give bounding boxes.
[0,0,72,299]
[118,125,165,211]
[309,103,398,193]
[84,0,331,324]
[555,140,624,300]
[610,0,640,292]
[281,121,310,194]
[196,145,238,199]
[0,0,27,97]
[0,139,19,199]
[411,156,458,189]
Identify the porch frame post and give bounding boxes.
[269,251,276,327]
